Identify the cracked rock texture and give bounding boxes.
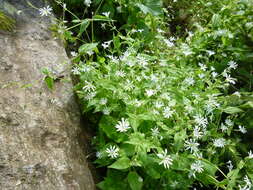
[0,0,95,189]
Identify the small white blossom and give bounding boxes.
[145,89,156,97]
[115,70,126,77]
[191,160,204,176]
[163,107,174,118]
[85,92,97,100]
[39,6,53,17]
[164,39,174,47]
[248,150,253,159]
[228,61,238,70]
[102,12,110,17]
[227,160,233,171]
[157,149,173,169]
[102,40,112,49]
[154,101,164,109]
[212,72,218,78]
[233,91,241,97]
[193,115,208,128]
[106,145,119,159]
[82,81,96,92]
[184,77,195,86]
[198,63,207,71]
[115,118,130,132]
[84,0,92,7]
[70,51,78,57]
[206,50,215,56]
[72,67,80,75]
[221,123,228,132]
[96,151,102,159]
[151,127,159,137]
[185,139,199,153]
[213,138,226,148]
[239,176,252,190]
[99,98,108,105]
[193,126,203,139]
[238,125,247,134]
[225,119,234,126]
[225,74,237,84]
[102,107,111,115]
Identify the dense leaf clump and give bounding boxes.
[49,0,253,189]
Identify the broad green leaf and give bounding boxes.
[223,107,244,114]
[78,19,90,37]
[92,15,113,21]
[44,76,54,90]
[136,0,163,16]
[127,171,143,190]
[109,157,131,170]
[78,43,98,54]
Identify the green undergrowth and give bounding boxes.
[45,0,253,189]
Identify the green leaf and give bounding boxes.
[223,107,244,114]
[109,157,131,170]
[78,19,90,37]
[78,43,98,54]
[44,76,54,90]
[136,0,163,16]
[127,171,143,190]
[92,15,113,22]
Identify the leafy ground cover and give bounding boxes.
[44,0,253,189]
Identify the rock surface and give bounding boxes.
[0,0,95,189]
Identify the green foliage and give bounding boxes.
[0,11,15,31]
[48,0,253,189]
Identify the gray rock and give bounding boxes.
[0,0,95,189]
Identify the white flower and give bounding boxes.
[72,67,80,75]
[115,70,126,77]
[184,77,195,86]
[220,123,228,132]
[151,127,159,137]
[212,72,218,78]
[163,107,174,118]
[225,119,234,126]
[193,126,203,139]
[213,138,226,148]
[39,6,53,17]
[225,74,237,84]
[238,125,247,134]
[191,160,204,174]
[101,23,106,29]
[84,92,97,100]
[96,151,102,159]
[198,63,207,71]
[102,107,110,115]
[206,50,215,56]
[239,176,252,190]
[185,139,199,153]
[193,115,208,128]
[106,145,119,159]
[145,89,156,97]
[227,160,233,171]
[248,150,253,159]
[82,81,96,92]
[198,73,205,79]
[164,39,174,47]
[154,101,164,109]
[102,40,112,49]
[99,98,107,105]
[157,149,173,169]
[233,91,241,97]
[84,0,92,7]
[102,12,110,17]
[70,51,78,57]
[228,61,238,70]
[115,118,130,132]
